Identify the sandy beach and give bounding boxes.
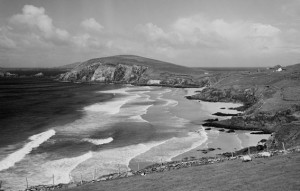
[0,85,270,190]
[171,88,270,161]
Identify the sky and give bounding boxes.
[0,0,299,68]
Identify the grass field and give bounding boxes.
[68,152,300,191]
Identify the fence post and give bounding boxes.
[81,174,83,185]
[26,177,28,188]
[52,174,54,185]
[282,142,286,151]
[93,169,95,181]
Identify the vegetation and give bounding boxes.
[67,152,300,191]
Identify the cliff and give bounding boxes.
[58,55,208,87]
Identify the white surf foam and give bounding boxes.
[136,128,208,163]
[83,98,132,114]
[59,87,155,134]
[158,89,172,95]
[83,137,113,145]
[43,151,93,184]
[128,114,149,123]
[71,140,169,180]
[157,96,179,107]
[0,129,56,172]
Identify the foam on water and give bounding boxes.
[158,88,172,95]
[0,129,55,172]
[61,87,152,134]
[135,128,208,163]
[43,151,93,184]
[83,98,132,114]
[83,137,113,145]
[71,140,169,180]
[157,95,179,107]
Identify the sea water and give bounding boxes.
[0,78,268,190]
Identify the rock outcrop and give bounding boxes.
[59,62,148,84]
[192,65,300,149]
[58,55,207,87]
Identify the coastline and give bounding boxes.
[1,84,271,191]
[171,88,270,161]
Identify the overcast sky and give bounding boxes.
[0,0,299,67]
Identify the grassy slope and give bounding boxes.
[56,62,81,70]
[195,65,300,148]
[68,152,300,191]
[207,65,300,113]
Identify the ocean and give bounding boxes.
[0,78,269,190]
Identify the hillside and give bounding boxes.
[58,55,207,87]
[56,62,82,70]
[187,64,300,149]
[67,152,300,191]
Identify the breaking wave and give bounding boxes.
[43,151,93,184]
[0,129,56,172]
[83,137,113,145]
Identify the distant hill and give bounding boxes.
[59,55,207,87]
[286,63,300,71]
[56,62,82,70]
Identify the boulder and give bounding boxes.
[227,129,235,133]
[241,155,252,162]
[258,152,271,157]
[34,72,44,77]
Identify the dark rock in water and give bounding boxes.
[207,148,215,151]
[220,107,226,109]
[217,148,222,150]
[219,129,225,132]
[260,139,267,143]
[250,131,271,135]
[213,112,238,117]
[204,118,219,122]
[227,129,235,133]
[205,128,211,130]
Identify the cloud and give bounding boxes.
[137,15,282,55]
[10,5,70,44]
[0,27,16,50]
[81,18,103,32]
[136,23,168,41]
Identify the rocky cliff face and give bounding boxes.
[59,62,148,84]
[58,55,206,87]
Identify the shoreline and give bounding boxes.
[6,85,270,191]
[24,147,300,191]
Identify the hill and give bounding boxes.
[58,56,300,148]
[58,55,206,87]
[56,62,82,70]
[67,152,300,191]
[187,63,300,149]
